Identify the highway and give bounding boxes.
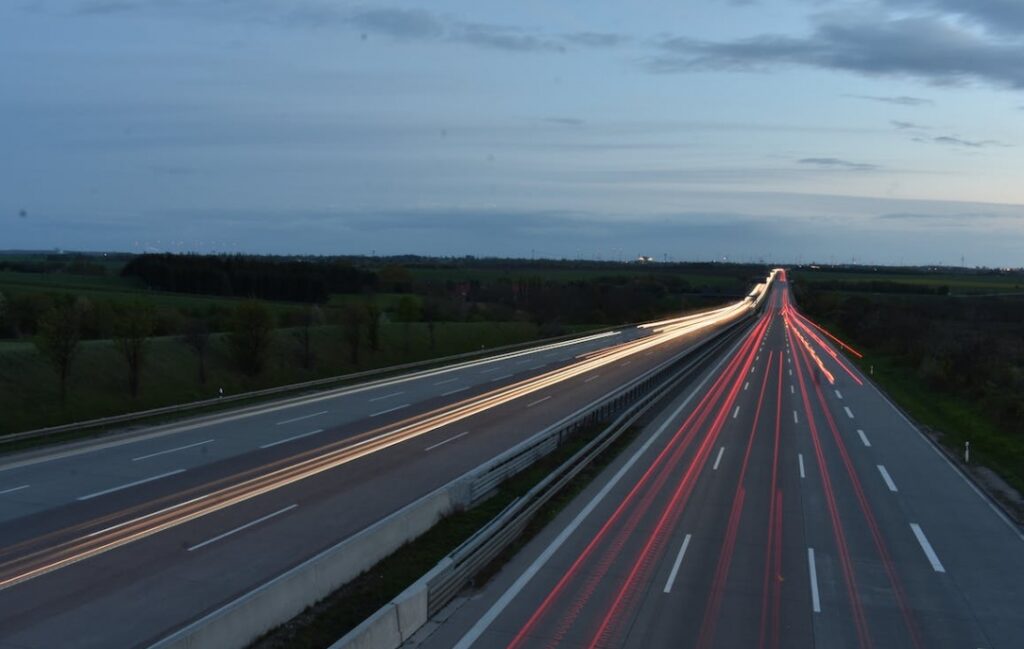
[420,271,1024,649]
[0,293,758,648]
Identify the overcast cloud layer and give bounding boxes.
[2,0,1023,265]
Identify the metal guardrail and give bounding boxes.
[2,323,636,446]
[425,315,751,615]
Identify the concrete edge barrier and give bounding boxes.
[148,488,459,649]
[329,558,452,649]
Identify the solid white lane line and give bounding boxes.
[441,386,469,397]
[835,389,843,400]
[450,331,746,649]
[713,447,725,471]
[910,523,946,572]
[790,384,795,394]
[425,431,470,451]
[663,534,693,593]
[793,410,799,424]
[808,548,822,612]
[78,469,185,501]
[187,504,298,552]
[527,396,551,408]
[275,411,327,426]
[798,454,806,479]
[260,429,323,449]
[857,429,871,447]
[744,381,749,391]
[132,439,215,461]
[369,391,404,402]
[370,404,410,417]
[584,375,600,383]
[878,465,898,492]
[844,406,854,419]
[433,378,459,386]
[491,373,514,381]
[0,484,29,495]
[733,406,740,419]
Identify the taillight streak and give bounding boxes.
[787,318,873,649]
[696,351,776,649]
[583,318,771,649]
[504,315,770,649]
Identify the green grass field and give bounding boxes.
[0,321,548,435]
[793,269,1024,294]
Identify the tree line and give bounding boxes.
[121,254,377,302]
[27,296,385,402]
[793,282,1024,438]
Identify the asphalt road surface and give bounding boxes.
[419,273,1024,649]
[0,300,754,648]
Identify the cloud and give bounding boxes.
[651,16,1024,89]
[846,94,934,106]
[883,0,1024,35]
[452,22,565,52]
[562,32,629,48]
[542,117,586,126]
[891,120,928,129]
[927,135,1009,147]
[346,7,443,39]
[343,8,624,53]
[798,157,879,171]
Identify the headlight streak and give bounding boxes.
[0,275,777,590]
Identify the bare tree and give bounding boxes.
[229,300,275,376]
[340,305,364,365]
[294,305,323,370]
[365,301,381,352]
[181,318,210,385]
[114,302,156,398]
[422,299,439,350]
[396,296,420,355]
[34,296,83,402]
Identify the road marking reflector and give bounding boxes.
[132,439,214,461]
[808,548,822,612]
[370,403,410,417]
[188,504,298,552]
[276,411,327,426]
[260,429,323,449]
[877,465,898,492]
[663,534,693,593]
[79,469,186,501]
[425,431,470,451]
[910,523,946,573]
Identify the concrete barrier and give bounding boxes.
[331,558,451,649]
[149,488,459,649]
